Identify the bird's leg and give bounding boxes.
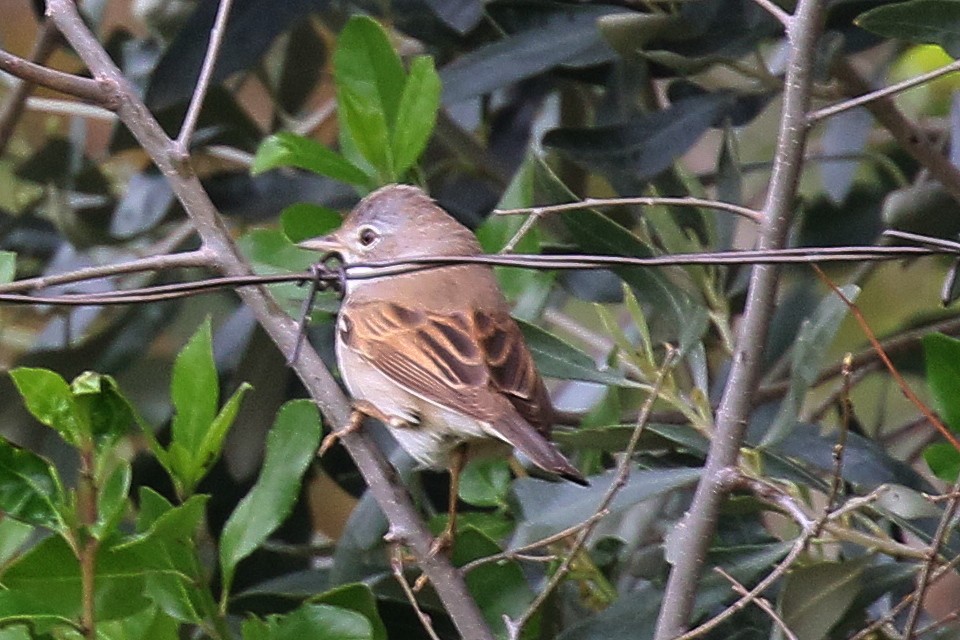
[319,400,399,455]
[430,443,468,557]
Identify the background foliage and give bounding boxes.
[0,0,959,639]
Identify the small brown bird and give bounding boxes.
[300,184,586,548]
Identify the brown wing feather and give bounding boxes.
[341,301,584,483]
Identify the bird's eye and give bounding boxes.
[358,226,380,247]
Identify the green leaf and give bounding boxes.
[518,320,641,387]
[924,333,960,430]
[71,372,135,450]
[171,319,218,454]
[274,603,373,640]
[311,584,387,640]
[0,251,15,284]
[2,536,152,622]
[93,462,132,539]
[281,204,342,243]
[780,560,865,640]
[857,0,960,57]
[924,442,960,481]
[764,284,859,445]
[219,400,321,594]
[251,133,370,186]
[334,16,406,179]
[9,368,82,446]
[0,440,66,531]
[453,527,537,637]
[188,381,251,491]
[0,518,34,565]
[391,56,441,175]
[458,459,511,508]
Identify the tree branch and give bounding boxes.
[43,2,495,639]
[653,0,825,634]
[0,45,112,107]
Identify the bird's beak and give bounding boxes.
[298,234,342,252]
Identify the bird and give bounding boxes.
[299,183,587,551]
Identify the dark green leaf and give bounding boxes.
[220,400,321,593]
[391,56,441,176]
[857,0,960,57]
[543,94,734,182]
[440,6,619,104]
[94,462,131,539]
[281,204,342,243]
[311,584,387,640]
[0,440,65,531]
[458,459,511,508]
[9,368,82,446]
[512,467,700,544]
[924,333,960,431]
[71,372,136,449]
[273,603,372,640]
[780,560,865,640]
[518,320,642,388]
[251,133,370,187]
[454,527,537,637]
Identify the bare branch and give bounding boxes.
[175,0,234,154]
[0,46,112,107]
[809,58,960,123]
[496,196,763,224]
[654,0,826,633]
[830,59,960,205]
[749,0,792,27]
[714,567,798,640]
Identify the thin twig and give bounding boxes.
[460,509,610,574]
[0,249,211,294]
[812,266,960,452]
[390,545,442,640]
[507,351,678,640]
[822,354,852,520]
[0,46,112,107]
[495,196,763,224]
[809,58,960,123]
[831,59,960,205]
[749,0,792,27]
[902,474,960,638]
[714,567,798,640]
[175,0,234,154]
[849,539,960,639]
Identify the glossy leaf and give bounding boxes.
[280,204,342,244]
[0,440,65,531]
[311,584,387,640]
[93,462,132,539]
[923,333,960,430]
[458,459,511,508]
[391,56,441,176]
[857,0,960,57]
[170,319,218,454]
[251,133,370,187]
[334,17,405,178]
[71,371,136,450]
[269,603,373,640]
[220,400,321,593]
[9,368,82,447]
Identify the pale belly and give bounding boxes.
[336,339,510,469]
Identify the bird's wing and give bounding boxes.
[340,301,583,482]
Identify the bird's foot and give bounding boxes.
[318,405,366,456]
